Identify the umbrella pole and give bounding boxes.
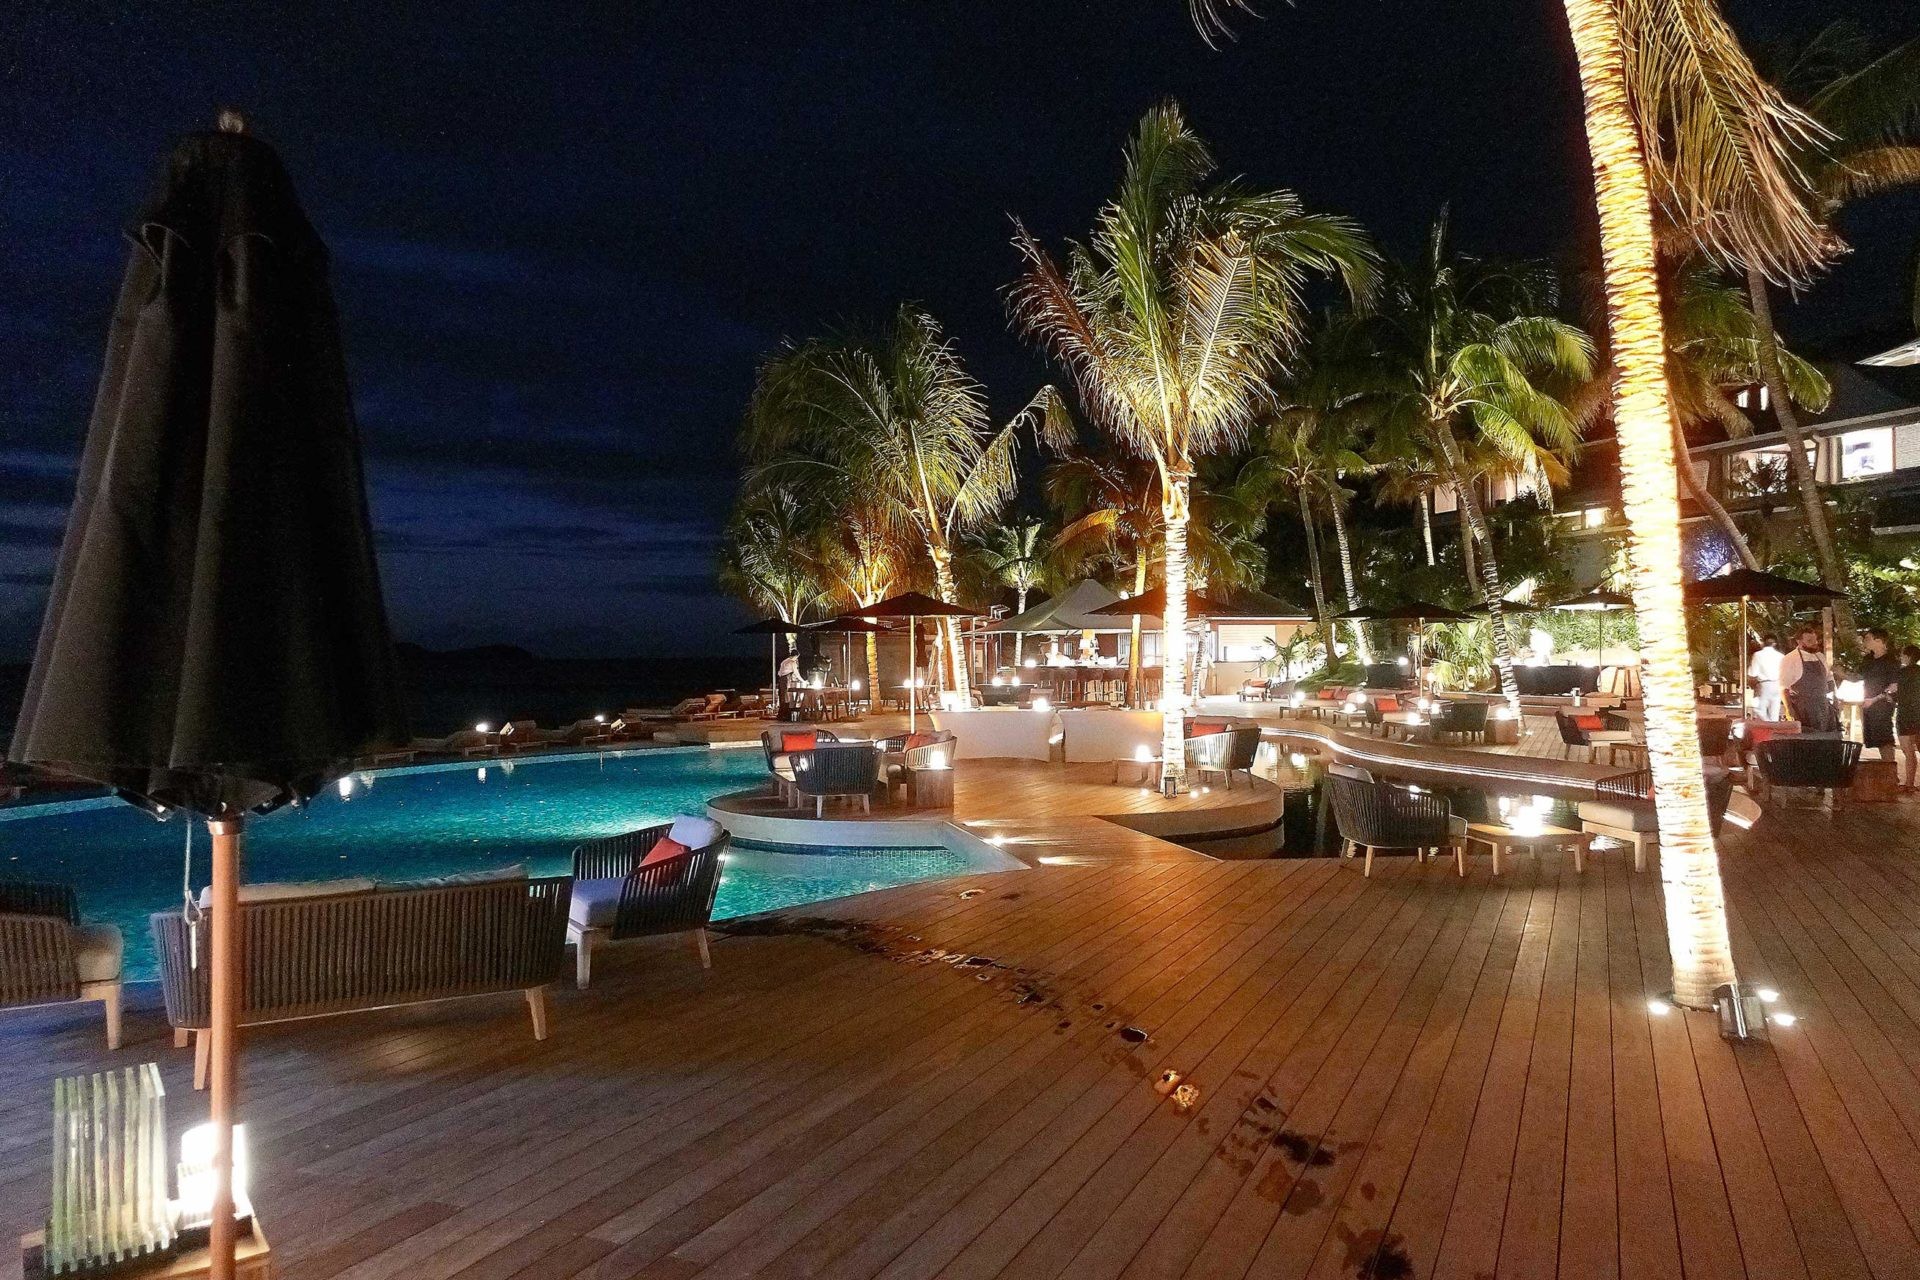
[909,617,917,733]
[1740,597,1750,719]
[207,816,243,1280]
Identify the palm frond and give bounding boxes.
[1819,143,1920,202]
[1619,0,1842,284]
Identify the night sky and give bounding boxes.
[3,1,1912,661]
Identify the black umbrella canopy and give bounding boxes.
[734,618,803,634]
[806,615,891,633]
[1683,568,1845,605]
[8,126,405,818]
[1545,588,1636,612]
[1330,600,1473,622]
[1089,586,1233,619]
[861,591,976,618]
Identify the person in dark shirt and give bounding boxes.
[1856,627,1900,762]
[1898,644,1920,791]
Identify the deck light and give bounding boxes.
[1771,1012,1797,1027]
[1011,676,1021,686]
[475,722,492,733]
[336,777,355,800]
[175,1122,250,1232]
[594,714,606,724]
[1134,745,1153,763]
[1397,656,1410,667]
[1023,658,1037,669]
[1647,999,1670,1016]
[1757,987,1779,1003]
[851,679,862,691]
[927,749,949,770]
[993,676,1006,687]
[1032,697,1051,714]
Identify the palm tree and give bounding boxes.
[1361,218,1593,711]
[719,484,828,632]
[817,492,906,694]
[742,304,1065,706]
[974,519,1051,665]
[1627,21,1915,638]
[1264,315,1381,665]
[1011,102,1374,792]
[1046,448,1160,701]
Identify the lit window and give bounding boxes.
[1838,428,1893,481]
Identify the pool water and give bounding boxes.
[0,748,1005,980]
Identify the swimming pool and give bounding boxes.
[0,748,1010,980]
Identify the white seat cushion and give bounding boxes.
[668,814,722,850]
[1579,799,1659,832]
[569,877,626,931]
[74,923,123,984]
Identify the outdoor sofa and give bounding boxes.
[152,870,571,1086]
[0,880,123,1048]
[567,815,728,988]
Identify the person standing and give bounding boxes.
[1896,644,1920,792]
[1777,622,1838,732]
[1746,633,1784,721]
[1856,627,1901,762]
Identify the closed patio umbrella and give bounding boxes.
[735,617,801,697]
[804,615,890,703]
[858,592,976,731]
[8,117,405,1279]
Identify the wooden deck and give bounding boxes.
[5,754,1920,1277]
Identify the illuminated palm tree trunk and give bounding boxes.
[1329,499,1373,664]
[1013,585,1029,665]
[1563,0,1734,1009]
[1676,416,1761,571]
[1160,472,1192,794]
[864,631,880,702]
[1298,490,1336,671]
[1420,489,1436,567]
[929,546,972,705]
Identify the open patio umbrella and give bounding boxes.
[1542,587,1635,674]
[859,591,976,730]
[1088,585,1234,621]
[1685,569,1844,717]
[735,617,801,697]
[1331,601,1473,692]
[8,117,405,1278]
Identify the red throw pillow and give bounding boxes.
[641,836,689,868]
[781,730,818,754]
[905,732,937,751]
[1188,720,1226,737]
[1573,714,1606,731]
[1374,697,1399,713]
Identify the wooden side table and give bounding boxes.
[911,766,955,809]
[1607,741,1648,769]
[1458,821,1593,876]
[1113,756,1162,786]
[1483,716,1521,745]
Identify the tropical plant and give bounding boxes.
[816,491,906,693]
[973,518,1051,664]
[718,484,828,634]
[1358,216,1593,711]
[1646,20,1919,645]
[1011,101,1375,791]
[741,303,1065,705]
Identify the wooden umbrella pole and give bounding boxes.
[1740,597,1750,720]
[207,815,243,1280]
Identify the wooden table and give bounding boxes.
[1113,755,1162,786]
[1458,820,1593,876]
[1378,712,1434,743]
[912,765,955,808]
[1607,741,1648,769]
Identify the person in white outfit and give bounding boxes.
[1747,634,1783,721]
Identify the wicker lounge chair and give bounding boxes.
[762,726,839,803]
[1325,764,1458,877]
[0,880,123,1048]
[1554,708,1634,762]
[791,740,881,816]
[1756,736,1860,800]
[567,817,728,988]
[498,719,544,752]
[1431,699,1488,743]
[1577,766,1736,869]
[1187,723,1262,789]
[153,873,570,1085]
[1362,695,1404,735]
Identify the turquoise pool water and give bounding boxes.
[0,748,1002,980]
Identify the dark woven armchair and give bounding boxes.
[1757,737,1860,795]
[1,880,123,1048]
[761,726,838,803]
[1361,695,1404,735]
[1554,709,1634,761]
[1187,724,1262,789]
[1325,765,1457,877]
[790,741,881,816]
[1431,700,1488,743]
[568,821,729,988]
